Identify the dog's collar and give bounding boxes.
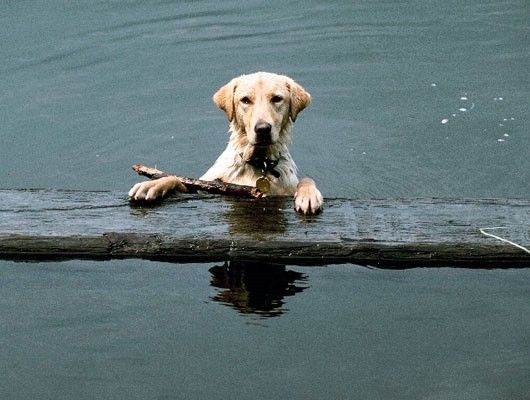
[242,153,281,178]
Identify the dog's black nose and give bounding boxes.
[254,122,272,143]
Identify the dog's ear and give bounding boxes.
[287,79,311,122]
[213,77,238,121]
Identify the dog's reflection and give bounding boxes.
[209,261,308,318]
[224,197,290,237]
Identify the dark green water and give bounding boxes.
[2,261,529,399]
[1,1,529,398]
[1,0,528,196]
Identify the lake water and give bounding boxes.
[1,1,529,399]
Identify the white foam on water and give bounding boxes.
[459,108,467,112]
[441,118,449,124]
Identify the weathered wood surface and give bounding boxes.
[0,189,529,267]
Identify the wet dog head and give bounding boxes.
[213,72,311,154]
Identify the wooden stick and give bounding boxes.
[132,164,263,199]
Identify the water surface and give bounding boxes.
[1,1,529,398]
[1,260,529,400]
[1,0,528,197]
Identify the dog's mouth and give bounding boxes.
[252,143,272,152]
[248,135,275,146]
[252,139,273,146]
[241,142,271,162]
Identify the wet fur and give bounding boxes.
[129,72,323,214]
[200,116,298,196]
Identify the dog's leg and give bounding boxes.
[294,178,323,215]
[128,176,187,201]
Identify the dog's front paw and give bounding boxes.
[128,176,186,202]
[294,178,323,215]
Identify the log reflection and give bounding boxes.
[209,261,308,318]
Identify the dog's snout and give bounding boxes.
[255,122,272,135]
[254,122,272,143]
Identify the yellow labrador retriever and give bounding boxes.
[129,72,323,214]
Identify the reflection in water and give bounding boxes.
[224,197,289,237]
[209,261,308,318]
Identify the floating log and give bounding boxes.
[0,189,529,268]
[132,164,263,199]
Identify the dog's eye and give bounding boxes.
[240,97,252,105]
[271,95,283,103]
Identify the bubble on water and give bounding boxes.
[452,113,457,117]
[503,133,509,137]
[430,83,437,87]
[497,139,505,142]
[510,117,515,121]
[499,97,503,100]
[362,151,366,155]
[441,118,449,124]
[459,108,467,112]
[503,118,508,121]
[460,96,468,100]
[499,123,504,127]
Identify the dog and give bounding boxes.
[129,72,323,215]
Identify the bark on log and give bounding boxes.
[132,164,263,199]
[1,189,529,268]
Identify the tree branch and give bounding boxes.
[132,164,263,199]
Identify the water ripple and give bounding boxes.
[83,9,236,36]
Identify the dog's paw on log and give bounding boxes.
[294,178,323,215]
[128,176,188,202]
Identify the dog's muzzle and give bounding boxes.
[254,122,272,145]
